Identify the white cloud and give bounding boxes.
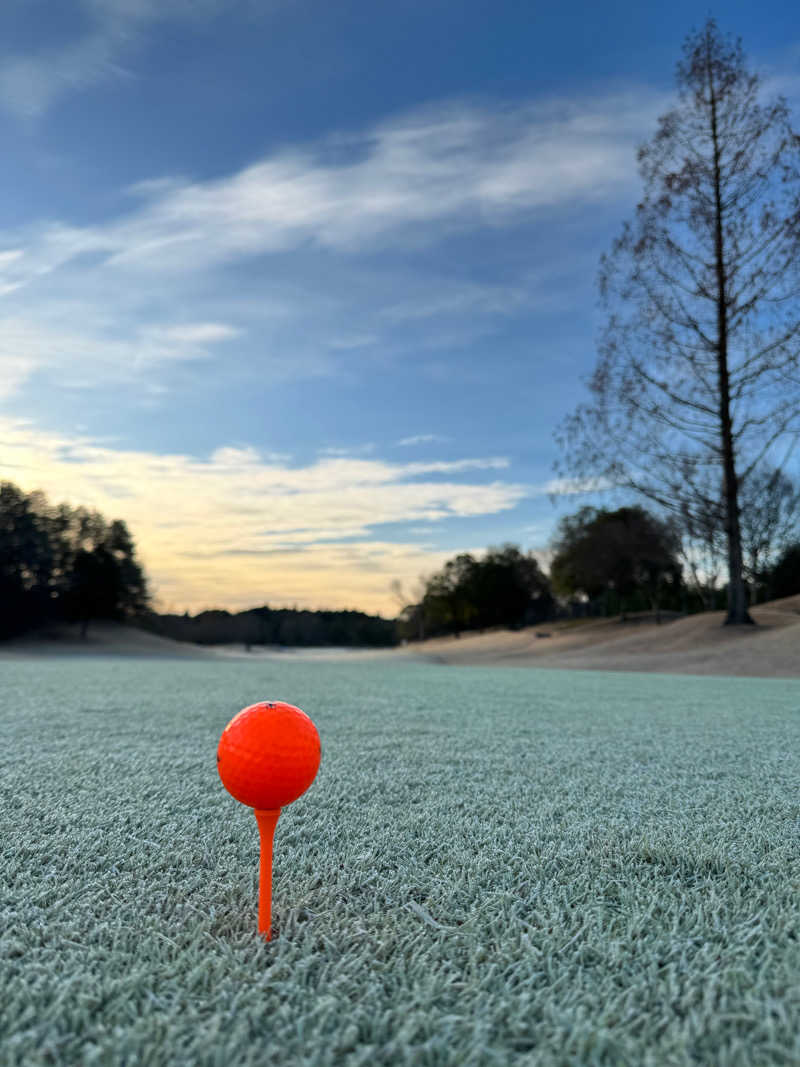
[397,434,448,447]
[0,250,23,269]
[0,419,526,613]
[318,444,376,458]
[539,477,613,496]
[0,87,668,407]
[148,322,242,345]
[0,32,124,119]
[0,92,663,288]
[0,85,669,406]
[209,445,267,466]
[0,315,243,399]
[402,458,509,476]
[107,95,659,263]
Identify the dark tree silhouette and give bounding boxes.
[62,514,148,637]
[557,19,800,625]
[550,506,683,618]
[0,481,149,639]
[68,547,121,638]
[467,546,553,630]
[106,520,149,617]
[421,554,480,636]
[769,542,800,600]
[0,483,54,637]
[402,545,553,640]
[141,605,397,647]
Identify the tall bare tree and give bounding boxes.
[556,19,800,624]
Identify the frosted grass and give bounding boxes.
[1,658,799,1065]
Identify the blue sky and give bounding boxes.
[0,0,798,614]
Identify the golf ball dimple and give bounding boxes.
[217,701,321,811]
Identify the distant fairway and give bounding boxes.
[1,658,798,1066]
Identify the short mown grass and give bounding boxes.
[1,657,799,1066]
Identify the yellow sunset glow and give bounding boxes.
[0,418,523,616]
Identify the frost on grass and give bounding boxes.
[1,658,799,1066]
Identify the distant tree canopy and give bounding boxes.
[396,502,796,645]
[141,605,397,648]
[399,545,554,640]
[550,506,684,616]
[769,543,800,601]
[0,481,148,639]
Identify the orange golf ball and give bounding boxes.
[217,701,321,811]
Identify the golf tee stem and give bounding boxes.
[254,808,281,939]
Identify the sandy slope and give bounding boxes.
[402,595,800,678]
[0,621,214,658]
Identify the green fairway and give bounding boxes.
[1,658,799,1066]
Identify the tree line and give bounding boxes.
[0,481,148,638]
[394,546,553,640]
[397,503,800,643]
[2,475,797,648]
[0,479,396,646]
[140,606,397,648]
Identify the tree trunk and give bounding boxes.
[707,44,754,626]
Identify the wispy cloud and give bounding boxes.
[0,419,526,613]
[539,477,613,496]
[153,322,242,345]
[0,315,243,400]
[107,94,660,260]
[0,87,665,405]
[397,434,448,447]
[319,444,376,458]
[0,92,663,287]
[0,0,274,118]
[0,30,124,119]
